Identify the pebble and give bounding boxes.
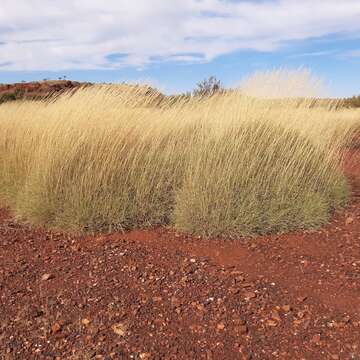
[271,310,281,322]
[265,319,278,327]
[244,291,257,300]
[282,305,291,313]
[112,323,127,337]
[236,325,248,334]
[82,318,91,326]
[51,322,62,334]
[311,334,321,345]
[41,273,53,281]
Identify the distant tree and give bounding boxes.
[193,76,223,97]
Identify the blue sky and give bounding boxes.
[1,0,360,97]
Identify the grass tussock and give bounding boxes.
[0,72,359,237]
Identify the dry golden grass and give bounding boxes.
[0,72,359,237]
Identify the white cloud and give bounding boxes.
[0,0,360,71]
[287,50,338,58]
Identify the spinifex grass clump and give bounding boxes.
[0,72,359,237]
[175,122,348,237]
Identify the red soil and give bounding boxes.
[0,147,359,359]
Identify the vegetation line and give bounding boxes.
[0,71,359,237]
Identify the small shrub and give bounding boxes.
[193,76,223,97]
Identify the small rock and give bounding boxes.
[28,307,44,318]
[229,287,241,295]
[217,322,225,331]
[234,318,246,326]
[196,304,205,312]
[271,310,281,322]
[171,296,181,307]
[265,319,278,327]
[345,217,354,225]
[82,318,91,326]
[244,291,256,300]
[51,322,62,334]
[236,325,248,334]
[139,353,151,360]
[41,273,53,281]
[301,260,309,267]
[282,305,291,313]
[112,323,127,337]
[302,319,311,329]
[311,334,321,345]
[297,311,305,319]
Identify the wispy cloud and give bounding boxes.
[0,0,360,71]
[0,61,12,67]
[288,50,338,58]
[342,49,360,58]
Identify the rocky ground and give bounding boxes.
[0,80,88,103]
[0,146,359,359]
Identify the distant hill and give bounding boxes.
[0,80,91,104]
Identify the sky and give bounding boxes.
[0,0,360,97]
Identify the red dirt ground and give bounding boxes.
[0,147,359,359]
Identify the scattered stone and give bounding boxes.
[1,169,360,359]
[82,318,91,326]
[170,296,181,307]
[139,353,151,360]
[301,260,309,267]
[282,305,291,313]
[244,291,257,300]
[196,304,205,312]
[51,322,62,334]
[271,310,281,322]
[265,320,278,327]
[112,323,127,337]
[41,273,53,281]
[236,325,248,335]
[311,334,321,345]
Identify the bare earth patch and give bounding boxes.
[0,148,359,359]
